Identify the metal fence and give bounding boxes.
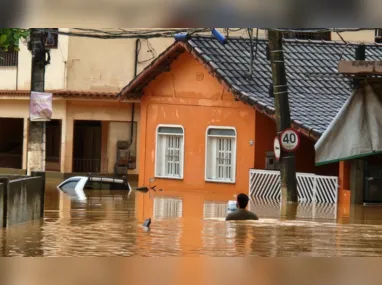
[249,169,338,204]
[248,198,338,220]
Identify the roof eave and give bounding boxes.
[118,42,186,100]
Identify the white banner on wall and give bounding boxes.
[30,91,53,122]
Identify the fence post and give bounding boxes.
[0,178,8,228]
[249,170,252,197]
[31,171,46,218]
[312,175,317,203]
[312,175,317,219]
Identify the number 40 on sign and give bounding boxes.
[280,128,300,152]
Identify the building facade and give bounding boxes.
[0,28,380,181]
[0,29,174,178]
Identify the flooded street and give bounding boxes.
[2,179,382,257]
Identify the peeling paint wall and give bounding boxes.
[66,35,175,92]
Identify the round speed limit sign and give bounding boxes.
[280,128,300,152]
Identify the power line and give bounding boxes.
[35,28,212,39]
[33,28,377,41]
[269,28,376,34]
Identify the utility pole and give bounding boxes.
[268,29,298,203]
[27,28,46,175]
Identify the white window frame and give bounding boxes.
[205,126,237,184]
[155,124,185,180]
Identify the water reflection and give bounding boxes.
[2,179,382,256]
[153,197,183,219]
[203,201,227,218]
[248,198,338,220]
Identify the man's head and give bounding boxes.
[236,193,249,209]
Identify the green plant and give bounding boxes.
[0,28,30,52]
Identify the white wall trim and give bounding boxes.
[154,124,185,180]
[205,125,237,184]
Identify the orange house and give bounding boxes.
[119,36,343,198]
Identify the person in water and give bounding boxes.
[226,193,259,221]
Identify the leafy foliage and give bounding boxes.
[0,28,30,52]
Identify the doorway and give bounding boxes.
[0,118,23,169]
[364,154,382,203]
[72,120,102,173]
[46,119,62,171]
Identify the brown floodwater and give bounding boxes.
[2,178,382,257]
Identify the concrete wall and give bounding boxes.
[0,175,43,227]
[331,30,375,42]
[0,67,17,89]
[66,35,175,92]
[5,177,43,227]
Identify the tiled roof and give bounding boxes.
[0,90,125,99]
[120,36,382,140]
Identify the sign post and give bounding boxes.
[280,128,300,152]
[274,136,281,161]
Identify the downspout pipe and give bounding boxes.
[130,39,139,144]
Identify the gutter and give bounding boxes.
[130,39,140,144]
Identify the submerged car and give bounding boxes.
[57,176,132,201]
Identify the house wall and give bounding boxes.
[254,109,339,175]
[331,30,375,43]
[254,111,276,169]
[0,29,375,92]
[66,35,175,92]
[138,52,340,195]
[139,53,256,195]
[0,98,139,175]
[0,29,69,91]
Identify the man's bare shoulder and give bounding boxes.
[225,209,259,221]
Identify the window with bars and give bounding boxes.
[205,127,236,183]
[43,28,59,49]
[155,125,184,179]
[375,29,382,43]
[0,51,18,67]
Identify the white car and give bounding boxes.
[57,176,132,201]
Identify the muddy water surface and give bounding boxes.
[2,178,382,257]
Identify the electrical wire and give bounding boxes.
[137,39,158,64]
[269,28,376,34]
[35,28,213,39]
[33,28,377,41]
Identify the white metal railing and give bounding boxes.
[249,169,338,204]
[248,199,337,220]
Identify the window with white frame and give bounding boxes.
[155,125,184,179]
[205,127,236,183]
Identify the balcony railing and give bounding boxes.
[0,51,18,67]
[73,158,101,173]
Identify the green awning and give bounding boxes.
[315,82,382,165]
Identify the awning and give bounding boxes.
[315,82,382,165]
